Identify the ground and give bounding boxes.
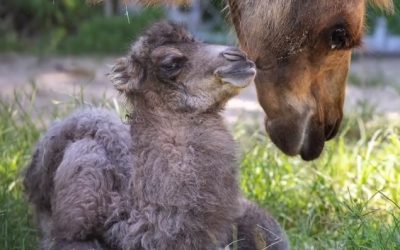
[1,54,399,123]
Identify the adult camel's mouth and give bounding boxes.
[265,112,342,161]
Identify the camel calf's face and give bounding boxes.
[110,22,256,113]
[150,44,256,111]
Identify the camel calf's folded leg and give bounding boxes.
[46,139,126,249]
[228,199,290,250]
[23,108,133,249]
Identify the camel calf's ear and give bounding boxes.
[109,57,145,93]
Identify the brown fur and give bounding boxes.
[370,0,394,11]
[227,0,393,160]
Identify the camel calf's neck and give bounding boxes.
[128,107,240,249]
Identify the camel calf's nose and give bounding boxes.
[221,48,247,61]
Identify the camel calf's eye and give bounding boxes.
[158,55,188,80]
[162,63,179,71]
[160,56,187,72]
[330,27,349,50]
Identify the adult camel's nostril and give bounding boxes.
[221,48,247,61]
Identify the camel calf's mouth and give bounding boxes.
[215,48,256,88]
[215,65,256,88]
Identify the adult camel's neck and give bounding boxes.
[227,0,243,39]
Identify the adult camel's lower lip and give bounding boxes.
[265,116,326,161]
[299,137,325,161]
[325,120,341,141]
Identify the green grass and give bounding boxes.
[0,94,41,249]
[0,91,399,249]
[236,115,400,249]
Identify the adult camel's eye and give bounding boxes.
[330,26,349,50]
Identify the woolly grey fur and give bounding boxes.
[24,108,133,249]
[24,22,289,250]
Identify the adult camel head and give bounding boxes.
[133,0,394,160]
[227,0,393,161]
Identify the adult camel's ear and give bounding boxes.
[109,57,145,93]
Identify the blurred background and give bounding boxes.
[1,0,400,122]
[0,1,399,249]
[0,0,400,121]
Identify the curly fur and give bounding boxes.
[24,108,133,249]
[24,22,289,250]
